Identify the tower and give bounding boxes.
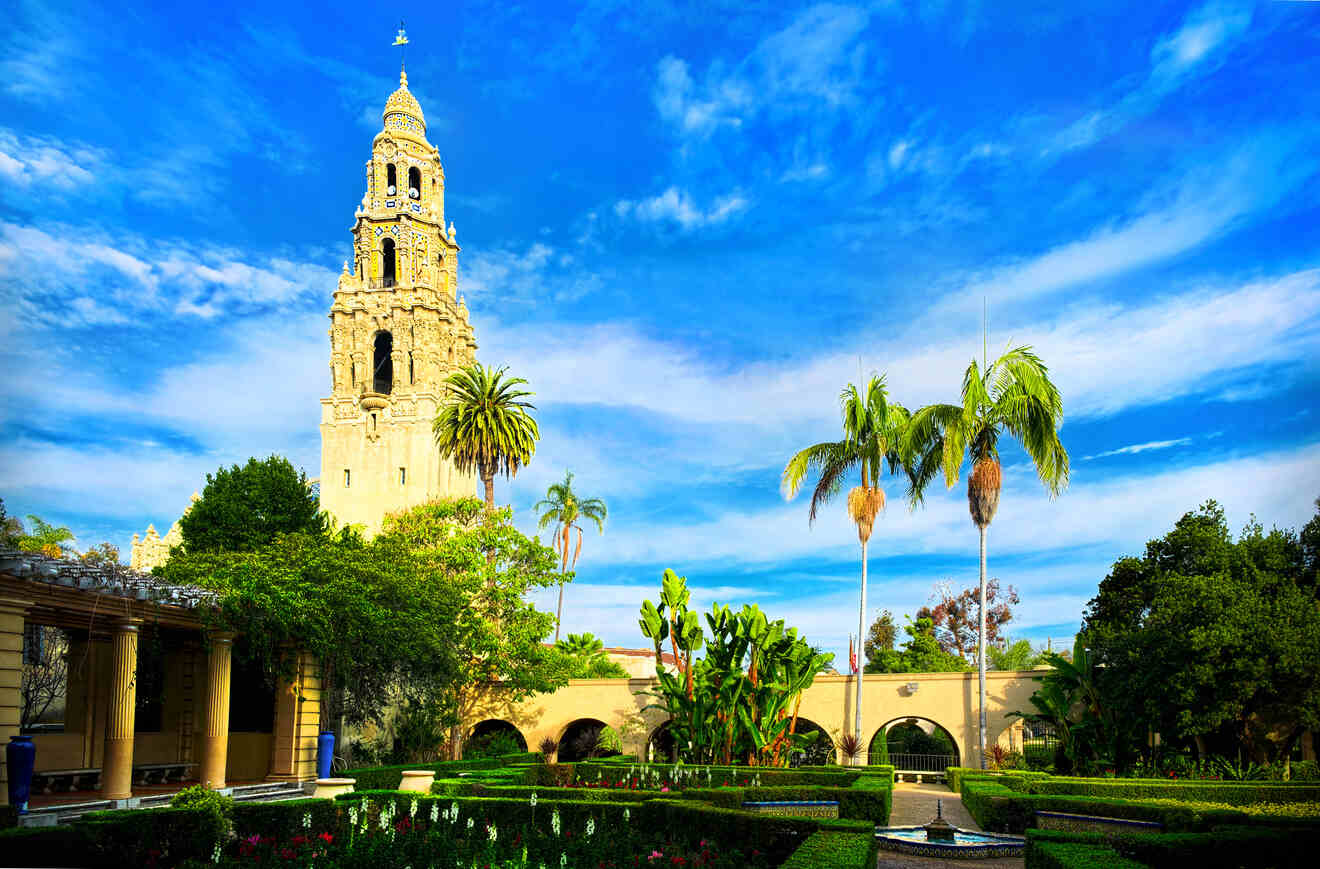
[319,65,478,536]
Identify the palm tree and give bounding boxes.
[535,472,607,642]
[904,345,1069,768]
[782,374,910,764]
[432,363,540,510]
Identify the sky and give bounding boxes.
[1,0,1318,668]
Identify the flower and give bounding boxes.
[451,801,460,821]
[585,817,595,837]
[467,817,475,829]
[211,843,222,864]
[488,823,498,842]
[530,792,538,807]
[431,803,440,823]
[551,808,561,836]
[623,807,631,823]
[303,811,312,829]
[348,807,359,826]
[561,853,568,868]
[319,832,334,844]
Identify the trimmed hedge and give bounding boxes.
[679,784,890,823]
[1023,777,1320,805]
[340,753,544,790]
[231,798,340,839]
[1026,825,1320,869]
[79,806,226,867]
[1026,839,1143,869]
[571,762,862,788]
[778,831,879,869]
[0,825,89,868]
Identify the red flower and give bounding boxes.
[318,832,334,844]
[290,835,308,846]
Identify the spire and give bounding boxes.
[393,20,409,79]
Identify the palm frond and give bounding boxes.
[781,441,845,499]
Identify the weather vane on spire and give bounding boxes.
[393,20,409,76]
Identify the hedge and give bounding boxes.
[571,762,862,789]
[679,784,890,824]
[1025,839,1144,869]
[230,798,340,839]
[778,831,879,869]
[945,766,1050,792]
[1025,825,1320,869]
[0,825,89,868]
[1023,777,1320,805]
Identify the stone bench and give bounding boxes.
[133,762,195,786]
[742,800,839,818]
[31,768,101,794]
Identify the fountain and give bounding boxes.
[875,798,1026,859]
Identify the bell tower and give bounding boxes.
[319,57,478,535]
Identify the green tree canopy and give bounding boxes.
[179,455,325,553]
[865,616,972,674]
[986,638,1044,671]
[554,632,628,679]
[1082,499,1320,766]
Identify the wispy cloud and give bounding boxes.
[614,187,749,230]
[1052,1,1254,152]
[1084,438,1193,460]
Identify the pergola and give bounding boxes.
[0,548,321,807]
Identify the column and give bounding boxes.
[198,631,234,789]
[0,599,32,806]
[101,618,141,800]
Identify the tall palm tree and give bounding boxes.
[904,345,1069,768]
[432,363,540,510]
[535,471,607,642]
[782,374,910,764]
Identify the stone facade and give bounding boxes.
[129,493,197,571]
[319,68,478,536]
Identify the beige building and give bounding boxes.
[128,493,197,571]
[319,68,479,536]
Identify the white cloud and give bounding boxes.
[615,187,749,229]
[1083,438,1192,460]
[1053,1,1253,152]
[0,129,100,189]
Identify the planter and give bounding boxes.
[316,731,335,780]
[6,735,36,813]
[398,770,435,793]
[312,778,356,799]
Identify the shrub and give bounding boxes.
[169,783,234,816]
[231,798,340,840]
[340,757,503,790]
[0,826,87,867]
[1026,826,1320,869]
[463,729,525,759]
[77,806,228,866]
[1026,839,1145,869]
[779,831,879,869]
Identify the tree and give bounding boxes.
[555,632,628,679]
[15,514,75,558]
[921,578,1019,664]
[862,609,896,672]
[535,471,607,642]
[432,363,540,510]
[905,345,1069,767]
[782,374,910,761]
[179,455,325,553]
[1082,500,1320,770]
[21,626,68,729]
[0,499,23,547]
[986,637,1044,671]
[866,616,972,674]
[80,542,121,566]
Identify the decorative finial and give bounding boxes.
[393,20,409,80]
[342,260,349,274]
[448,221,456,241]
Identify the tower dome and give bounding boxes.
[382,69,426,133]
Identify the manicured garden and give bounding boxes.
[0,755,894,868]
[946,767,1320,868]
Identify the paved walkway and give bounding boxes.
[877,782,1024,869]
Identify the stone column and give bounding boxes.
[0,598,32,806]
[198,631,234,789]
[265,645,301,782]
[101,618,141,800]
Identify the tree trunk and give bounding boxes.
[854,538,868,766]
[554,577,566,643]
[482,472,496,510]
[978,524,988,769]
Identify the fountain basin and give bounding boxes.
[875,826,1026,859]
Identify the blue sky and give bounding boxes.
[2,0,1318,665]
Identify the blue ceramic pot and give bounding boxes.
[6,735,35,813]
[316,731,335,779]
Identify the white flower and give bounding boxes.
[530,792,538,807]
[302,811,312,829]
[560,852,568,868]
[379,812,389,830]
[348,807,359,826]
[488,823,498,842]
[623,807,631,823]
[467,817,475,829]
[410,798,419,819]
[551,808,561,836]
[431,803,440,823]
[585,817,595,837]
[211,843,222,864]
[451,801,460,821]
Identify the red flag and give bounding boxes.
[849,635,858,674]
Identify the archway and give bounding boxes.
[373,331,393,394]
[408,167,422,199]
[465,719,527,759]
[557,718,619,762]
[382,238,396,286]
[646,720,676,763]
[792,717,835,766]
[870,717,960,772]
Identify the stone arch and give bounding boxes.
[646,720,676,763]
[466,719,527,756]
[557,717,619,762]
[373,331,393,394]
[871,716,960,773]
[386,163,398,194]
[792,717,834,766]
[408,166,422,200]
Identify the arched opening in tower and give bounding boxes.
[373,331,394,394]
[408,167,421,200]
[382,238,396,286]
[386,163,397,194]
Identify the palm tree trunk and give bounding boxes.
[554,577,565,643]
[978,524,988,769]
[854,538,868,766]
[482,472,496,510]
